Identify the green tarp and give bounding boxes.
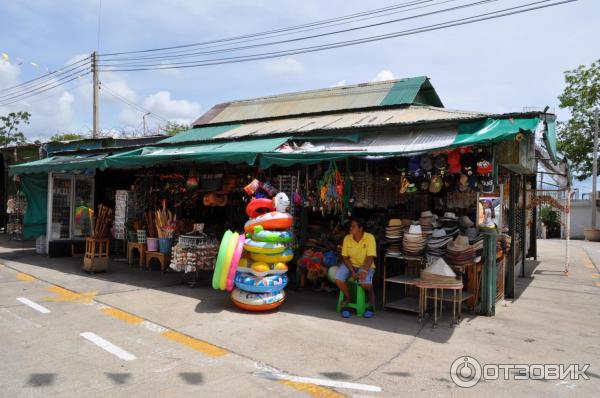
[544,117,558,163]
[453,117,540,147]
[20,173,48,238]
[10,154,108,176]
[106,136,290,169]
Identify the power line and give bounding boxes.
[0,73,88,106]
[0,56,91,94]
[99,0,452,61]
[100,0,495,65]
[98,0,576,72]
[98,0,433,56]
[100,83,169,123]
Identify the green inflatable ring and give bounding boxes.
[219,232,239,290]
[212,230,232,290]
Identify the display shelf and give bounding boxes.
[425,289,473,303]
[384,297,420,313]
[384,274,419,285]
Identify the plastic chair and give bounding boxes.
[336,279,374,317]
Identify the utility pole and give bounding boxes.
[143,112,150,136]
[92,51,100,139]
[592,109,599,229]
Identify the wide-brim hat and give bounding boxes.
[388,218,402,227]
[431,228,447,239]
[407,224,423,235]
[447,235,473,252]
[429,175,443,193]
[440,212,457,221]
[434,154,448,170]
[420,154,433,171]
[458,216,474,229]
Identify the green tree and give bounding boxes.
[557,59,600,180]
[0,111,30,146]
[50,132,84,141]
[163,121,190,136]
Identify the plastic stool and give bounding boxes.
[336,279,374,317]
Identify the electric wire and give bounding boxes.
[100,83,169,123]
[0,73,89,106]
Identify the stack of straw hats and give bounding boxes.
[426,228,453,262]
[385,219,403,257]
[445,235,476,265]
[420,258,461,286]
[419,211,436,236]
[402,224,427,256]
[439,212,459,236]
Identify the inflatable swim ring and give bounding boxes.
[231,288,285,312]
[212,230,232,290]
[273,192,290,213]
[251,262,270,277]
[226,235,245,292]
[251,225,292,243]
[244,212,294,233]
[245,198,275,219]
[234,273,288,293]
[250,249,294,264]
[243,239,285,254]
[272,262,289,275]
[219,232,239,290]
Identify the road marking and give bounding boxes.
[80,332,136,361]
[16,272,36,282]
[46,286,97,304]
[278,380,345,398]
[17,297,51,314]
[141,320,167,334]
[595,282,600,288]
[0,308,42,328]
[256,371,382,393]
[160,330,227,357]
[591,273,599,279]
[101,307,143,324]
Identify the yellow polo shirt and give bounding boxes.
[342,232,377,268]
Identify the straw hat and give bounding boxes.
[458,216,474,229]
[431,228,447,239]
[407,225,422,235]
[420,258,461,285]
[388,219,402,227]
[440,212,457,221]
[447,235,473,252]
[420,211,434,218]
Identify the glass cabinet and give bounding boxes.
[48,174,94,241]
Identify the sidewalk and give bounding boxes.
[1,237,599,396]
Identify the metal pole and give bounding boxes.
[143,112,150,136]
[592,109,599,229]
[565,189,572,274]
[92,52,99,139]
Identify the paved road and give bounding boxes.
[1,238,600,397]
[0,263,342,397]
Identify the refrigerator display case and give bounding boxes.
[47,173,95,242]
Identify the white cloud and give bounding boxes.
[261,57,305,74]
[332,80,347,87]
[371,70,395,82]
[0,60,21,89]
[119,90,201,126]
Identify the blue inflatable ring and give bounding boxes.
[234,273,288,293]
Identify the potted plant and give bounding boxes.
[540,207,561,239]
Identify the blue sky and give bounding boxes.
[0,0,598,189]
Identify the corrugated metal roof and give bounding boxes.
[192,76,443,126]
[162,105,486,145]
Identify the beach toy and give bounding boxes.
[273,192,290,213]
[251,262,270,277]
[244,212,294,233]
[243,239,285,254]
[272,262,288,275]
[219,232,239,290]
[226,235,245,292]
[231,288,285,312]
[251,225,292,243]
[245,198,275,219]
[212,230,232,290]
[250,249,294,264]
[327,265,339,283]
[234,273,288,293]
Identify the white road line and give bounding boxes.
[17,297,51,314]
[255,371,382,393]
[80,332,136,361]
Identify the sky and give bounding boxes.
[0,0,598,189]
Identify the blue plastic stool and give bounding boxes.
[336,279,374,317]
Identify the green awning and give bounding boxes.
[9,153,109,176]
[106,136,289,169]
[21,173,48,238]
[453,117,540,147]
[544,117,558,163]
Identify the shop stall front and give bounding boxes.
[9,77,560,317]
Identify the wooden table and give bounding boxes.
[416,280,464,327]
[145,251,171,273]
[127,242,147,268]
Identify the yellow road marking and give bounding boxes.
[592,273,600,279]
[279,380,345,398]
[595,282,600,288]
[16,272,36,282]
[101,307,144,324]
[45,286,97,304]
[160,330,227,357]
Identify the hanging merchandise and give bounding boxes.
[170,232,219,273]
[318,162,344,215]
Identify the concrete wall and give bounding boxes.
[569,200,600,239]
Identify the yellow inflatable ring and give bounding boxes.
[243,239,285,254]
[250,249,294,263]
[219,232,239,290]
